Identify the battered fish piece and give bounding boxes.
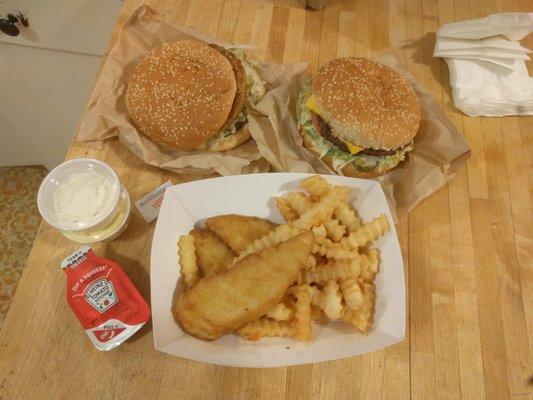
[191,229,234,277]
[174,231,314,340]
[205,214,277,253]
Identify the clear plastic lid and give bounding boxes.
[37,158,121,231]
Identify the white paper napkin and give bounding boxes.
[434,12,533,117]
[438,12,533,41]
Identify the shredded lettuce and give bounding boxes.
[228,48,266,105]
[298,78,412,174]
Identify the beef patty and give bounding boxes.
[310,112,400,156]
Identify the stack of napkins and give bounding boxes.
[434,13,533,117]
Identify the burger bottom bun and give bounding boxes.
[299,127,402,178]
[207,124,251,152]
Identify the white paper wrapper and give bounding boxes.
[247,54,471,222]
[151,173,405,367]
[76,5,306,176]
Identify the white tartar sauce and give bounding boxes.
[53,170,113,226]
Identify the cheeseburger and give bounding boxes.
[298,57,420,178]
[125,40,265,151]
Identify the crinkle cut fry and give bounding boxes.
[234,224,302,262]
[323,218,346,242]
[312,224,355,259]
[300,175,332,200]
[340,214,389,250]
[266,302,294,321]
[297,256,364,284]
[340,278,363,310]
[292,186,350,231]
[292,285,312,341]
[335,202,362,232]
[359,248,380,283]
[341,282,376,333]
[238,318,296,341]
[275,197,298,222]
[305,255,317,270]
[286,192,314,215]
[308,281,343,320]
[178,234,199,287]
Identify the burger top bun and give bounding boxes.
[313,57,420,151]
[125,40,237,151]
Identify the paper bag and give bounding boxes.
[76,5,306,176]
[247,54,471,221]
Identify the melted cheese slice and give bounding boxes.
[304,94,320,114]
[305,95,364,155]
[343,140,363,154]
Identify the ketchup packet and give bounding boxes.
[61,246,150,351]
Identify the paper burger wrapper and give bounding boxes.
[76,5,306,176]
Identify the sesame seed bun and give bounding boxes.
[314,57,420,151]
[125,40,237,151]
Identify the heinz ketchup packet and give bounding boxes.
[61,246,150,351]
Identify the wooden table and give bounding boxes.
[1,1,531,399]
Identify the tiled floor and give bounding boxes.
[0,166,47,329]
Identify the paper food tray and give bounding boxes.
[150,173,405,367]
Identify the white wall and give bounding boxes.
[0,0,123,169]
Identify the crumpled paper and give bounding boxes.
[77,5,306,176]
[247,54,471,221]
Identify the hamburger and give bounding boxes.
[297,57,421,178]
[125,40,265,151]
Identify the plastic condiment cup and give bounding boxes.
[37,158,131,244]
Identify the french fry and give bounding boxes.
[310,305,323,320]
[323,218,346,242]
[308,281,343,320]
[335,203,362,232]
[311,239,357,259]
[235,224,302,261]
[292,285,312,341]
[238,318,296,341]
[266,303,294,321]
[300,175,332,200]
[305,255,317,270]
[359,248,380,283]
[311,224,327,239]
[178,235,199,287]
[341,282,376,333]
[313,224,353,259]
[275,197,298,222]
[286,192,314,215]
[340,214,389,250]
[340,278,363,310]
[292,186,350,231]
[297,257,364,284]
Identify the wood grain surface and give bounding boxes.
[1,1,532,399]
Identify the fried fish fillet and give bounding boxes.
[174,231,313,340]
[205,214,277,253]
[191,229,234,277]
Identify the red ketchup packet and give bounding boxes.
[61,246,150,351]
